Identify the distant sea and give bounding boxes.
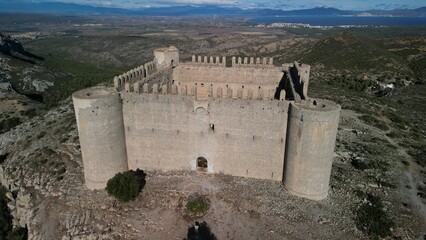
[249,16,426,26]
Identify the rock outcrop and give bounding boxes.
[0,33,43,63]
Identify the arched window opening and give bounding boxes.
[197,157,208,172]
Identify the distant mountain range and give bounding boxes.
[0,1,425,17]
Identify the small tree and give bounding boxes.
[7,226,28,240]
[106,169,146,202]
[0,186,12,239]
[354,194,394,239]
[186,195,209,215]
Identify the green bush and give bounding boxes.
[7,227,28,240]
[186,195,209,215]
[0,154,8,165]
[385,111,408,129]
[327,75,374,92]
[350,158,369,171]
[359,115,389,131]
[106,169,146,202]
[0,186,12,239]
[57,166,66,175]
[21,109,38,118]
[354,194,394,239]
[0,117,22,134]
[408,148,426,167]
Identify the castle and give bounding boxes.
[72,46,340,201]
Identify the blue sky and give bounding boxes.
[21,0,426,10]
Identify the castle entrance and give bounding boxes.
[197,157,208,172]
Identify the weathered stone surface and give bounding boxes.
[284,99,341,200]
[72,87,128,190]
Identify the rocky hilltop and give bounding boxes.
[0,33,43,64]
[0,33,25,54]
[0,33,68,98]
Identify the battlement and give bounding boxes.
[123,81,285,102]
[185,55,227,66]
[113,56,310,105]
[181,55,275,68]
[113,50,307,102]
[113,60,157,89]
[231,56,274,67]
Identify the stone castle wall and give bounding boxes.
[122,93,288,181]
[174,57,282,86]
[113,60,157,90]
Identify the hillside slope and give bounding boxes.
[0,34,65,96]
[297,32,412,74]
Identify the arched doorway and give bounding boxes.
[197,157,208,172]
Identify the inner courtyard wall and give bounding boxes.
[173,64,283,87]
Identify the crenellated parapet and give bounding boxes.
[144,61,156,75]
[122,81,285,102]
[183,55,275,68]
[231,56,274,67]
[184,55,227,66]
[114,61,157,90]
[122,67,173,94]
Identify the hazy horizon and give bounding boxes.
[0,0,424,11]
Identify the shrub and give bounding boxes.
[106,169,146,202]
[0,154,8,165]
[0,117,22,134]
[409,148,426,167]
[22,108,37,118]
[186,195,209,215]
[327,75,373,92]
[351,158,369,171]
[57,166,66,175]
[7,227,28,240]
[36,131,46,139]
[385,111,408,130]
[133,169,147,192]
[0,186,12,239]
[354,194,394,239]
[359,115,389,131]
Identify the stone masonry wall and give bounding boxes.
[122,93,289,181]
[173,64,283,86]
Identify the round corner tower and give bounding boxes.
[72,87,128,190]
[284,99,340,200]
